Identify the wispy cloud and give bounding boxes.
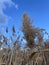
[0,0,19,25]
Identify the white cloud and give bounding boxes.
[0,13,8,24]
[15,4,19,9]
[0,0,18,25]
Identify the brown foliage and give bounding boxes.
[0,13,49,65]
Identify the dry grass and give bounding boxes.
[0,13,49,65]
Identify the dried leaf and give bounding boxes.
[29,52,37,60]
[12,26,16,33]
[6,27,8,33]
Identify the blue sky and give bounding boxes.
[0,0,49,37]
